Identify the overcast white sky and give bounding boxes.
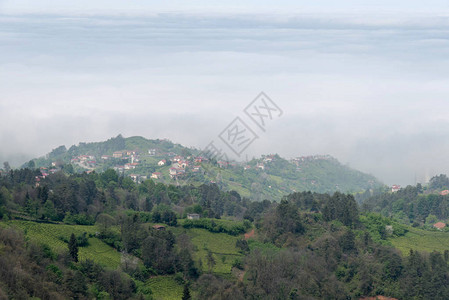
[1,1,449,185]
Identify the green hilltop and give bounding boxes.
[26,135,383,199]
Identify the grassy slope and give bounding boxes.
[2,220,121,269]
[390,226,449,255]
[168,223,243,276]
[147,276,183,300]
[189,228,242,274]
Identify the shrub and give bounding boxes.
[182,219,245,236]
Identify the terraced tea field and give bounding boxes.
[2,220,121,268]
[147,276,183,300]
[390,226,449,255]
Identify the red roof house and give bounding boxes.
[434,222,446,230]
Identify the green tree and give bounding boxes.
[96,213,115,236]
[276,199,304,235]
[68,233,79,262]
[206,250,216,273]
[425,214,438,225]
[3,161,11,173]
[40,200,58,221]
[121,214,144,253]
[101,169,119,187]
[340,229,355,253]
[182,284,191,300]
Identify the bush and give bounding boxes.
[236,239,250,253]
[182,219,245,236]
[58,232,90,247]
[63,213,95,225]
[232,258,244,270]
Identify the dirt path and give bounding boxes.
[244,229,255,240]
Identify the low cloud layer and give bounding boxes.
[1,13,449,186]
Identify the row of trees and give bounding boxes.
[0,167,268,225]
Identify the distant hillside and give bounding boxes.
[362,175,449,226]
[25,135,383,199]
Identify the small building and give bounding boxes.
[152,224,166,230]
[257,163,265,170]
[151,172,162,179]
[169,167,185,178]
[263,155,275,163]
[218,161,228,168]
[195,156,208,163]
[441,190,449,196]
[148,149,156,156]
[187,213,200,220]
[169,167,178,176]
[124,163,139,170]
[35,176,41,187]
[114,166,124,173]
[113,151,123,158]
[391,185,401,193]
[158,159,166,166]
[434,222,446,230]
[173,156,184,162]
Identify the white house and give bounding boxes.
[187,213,200,220]
[391,185,401,193]
[151,172,162,179]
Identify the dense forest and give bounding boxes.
[1,168,449,299]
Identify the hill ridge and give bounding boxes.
[23,135,383,199]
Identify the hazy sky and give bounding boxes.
[1,1,449,186]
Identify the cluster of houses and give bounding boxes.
[291,155,332,167]
[244,163,266,171]
[151,153,249,180]
[70,149,198,182]
[35,166,60,187]
[243,154,277,171]
[156,155,204,179]
[71,155,97,169]
[109,150,141,174]
[68,150,145,182]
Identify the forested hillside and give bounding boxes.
[362,174,449,227]
[1,167,449,299]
